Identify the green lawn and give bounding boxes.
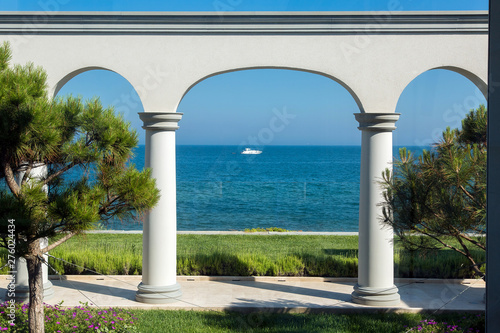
[11,233,481,279]
[133,310,484,333]
[0,304,485,332]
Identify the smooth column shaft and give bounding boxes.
[143,130,177,286]
[358,130,395,287]
[136,112,182,304]
[352,113,400,306]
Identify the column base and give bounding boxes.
[136,282,182,304]
[11,281,55,302]
[351,283,400,306]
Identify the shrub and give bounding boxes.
[0,301,138,332]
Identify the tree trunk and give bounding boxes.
[26,238,44,333]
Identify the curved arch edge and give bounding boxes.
[433,66,488,99]
[50,66,118,98]
[175,66,366,113]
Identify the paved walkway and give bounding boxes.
[0,276,485,313]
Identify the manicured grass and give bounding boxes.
[177,234,359,277]
[0,234,485,279]
[0,304,485,332]
[132,310,484,333]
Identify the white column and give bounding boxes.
[12,163,54,301]
[352,113,400,306]
[14,240,54,301]
[136,112,183,303]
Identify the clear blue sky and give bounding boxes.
[2,0,489,146]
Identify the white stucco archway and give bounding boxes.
[51,66,140,99]
[0,11,488,305]
[395,66,488,108]
[177,66,365,112]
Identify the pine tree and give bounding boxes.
[381,105,487,278]
[0,42,160,332]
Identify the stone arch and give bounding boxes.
[50,66,142,102]
[395,66,488,110]
[177,66,366,113]
[390,66,487,147]
[433,66,488,99]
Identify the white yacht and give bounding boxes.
[241,148,262,155]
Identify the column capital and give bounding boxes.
[354,113,400,132]
[139,112,183,131]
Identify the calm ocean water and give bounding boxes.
[106,145,424,232]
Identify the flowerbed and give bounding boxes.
[0,301,138,332]
[404,314,484,332]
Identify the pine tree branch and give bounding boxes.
[99,194,120,217]
[459,184,485,209]
[454,230,485,277]
[41,232,76,253]
[419,229,468,257]
[43,161,77,185]
[4,163,20,197]
[451,225,486,250]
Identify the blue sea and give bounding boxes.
[106,145,425,232]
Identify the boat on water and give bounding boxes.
[241,148,262,155]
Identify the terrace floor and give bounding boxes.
[0,275,485,314]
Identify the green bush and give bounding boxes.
[0,301,138,332]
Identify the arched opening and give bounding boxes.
[393,67,487,279]
[175,68,362,232]
[395,68,487,148]
[54,69,146,230]
[55,68,146,145]
[178,67,365,113]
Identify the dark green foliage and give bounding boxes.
[0,42,160,255]
[0,41,160,331]
[458,104,487,146]
[381,106,486,278]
